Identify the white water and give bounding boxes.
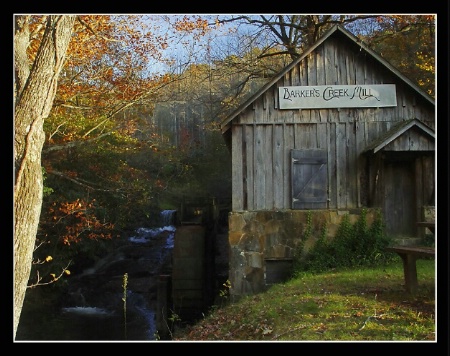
[128,210,176,248]
[128,226,176,247]
[61,306,114,317]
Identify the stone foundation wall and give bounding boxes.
[422,206,435,222]
[227,209,377,299]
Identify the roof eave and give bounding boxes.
[366,119,435,154]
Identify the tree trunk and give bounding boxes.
[13,15,76,340]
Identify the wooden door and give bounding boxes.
[383,159,416,237]
[291,149,328,209]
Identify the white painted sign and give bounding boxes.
[279,84,397,109]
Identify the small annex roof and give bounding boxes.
[220,24,435,135]
[363,118,435,154]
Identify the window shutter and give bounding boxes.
[291,149,328,209]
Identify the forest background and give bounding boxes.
[13,14,436,340]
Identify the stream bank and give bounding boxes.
[16,225,175,341]
[16,211,230,341]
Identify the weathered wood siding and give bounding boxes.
[230,35,435,211]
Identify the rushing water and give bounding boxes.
[16,211,177,342]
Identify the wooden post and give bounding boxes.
[156,274,171,340]
[398,253,419,294]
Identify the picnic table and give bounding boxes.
[385,221,435,294]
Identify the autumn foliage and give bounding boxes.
[47,199,115,245]
[29,14,435,289]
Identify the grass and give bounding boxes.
[172,259,436,342]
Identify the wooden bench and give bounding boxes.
[385,245,435,294]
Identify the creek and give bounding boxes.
[16,210,177,342]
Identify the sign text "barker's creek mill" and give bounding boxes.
[278,84,397,109]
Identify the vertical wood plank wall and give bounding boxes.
[230,36,435,212]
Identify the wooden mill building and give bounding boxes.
[220,25,435,298]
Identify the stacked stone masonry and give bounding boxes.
[227,209,377,299]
